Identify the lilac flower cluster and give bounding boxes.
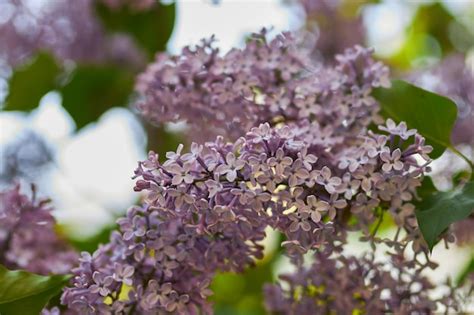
[264,248,460,314]
[135,30,389,142]
[0,0,144,72]
[62,32,463,313]
[62,206,214,314]
[63,113,433,313]
[0,185,77,275]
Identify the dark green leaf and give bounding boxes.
[0,265,71,315]
[60,65,133,129]
[415,181,474,251]
[95,2,176,58]
[4,53,60,111]
[416,176,437,201]
[373,80,457,158]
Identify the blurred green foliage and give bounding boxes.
[3,1,176,129]
[211,233,284,315]
[4,53,60,112]
[95,1,176,59]
[60,65,134,129]
[383,2,473,69]
[212,258,276,315]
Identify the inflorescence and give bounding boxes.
[58,30,466,314]
[0,185,77,275]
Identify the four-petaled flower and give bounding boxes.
[215,152,245,182]
[316,166,342,194]
[380,148,404,173]
[305,195,330,223]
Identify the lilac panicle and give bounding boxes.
[64,31,461,314]
[264,248,461,314]
[0,185,77,275]
[135,30,389,142]
[63,114,433,313]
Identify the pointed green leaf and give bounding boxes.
[373,80,457,158]
[0,265,71,315]
[4,53,60,111]
[415,181,474,251]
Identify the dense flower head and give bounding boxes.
[62,206,214,314]
[62,31,467,314]
[264,247,460,314]
[64,113,433,313]
[0,184,77,275]
[135,29,389,142]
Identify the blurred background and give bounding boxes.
[0,0,473,314]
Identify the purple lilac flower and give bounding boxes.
[135,30,389,143]
[63,113,433,313]
[0,185,77,275]
[264,248,461,314]
[66,31,457,313]
[0,0,144,71]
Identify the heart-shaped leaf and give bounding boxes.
[373,80,457,158]
[0,265,71,315]
[415,181,474,251]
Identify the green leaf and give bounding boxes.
[4,53,60,111]
[416,176,437,201]
[415,181,474,251]
[95,1,176,58]
[0,265,71,315]
[60,65,134,129]
[373,80,457,158]
[456,257,474,286]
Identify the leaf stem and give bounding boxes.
[448,145,474,177]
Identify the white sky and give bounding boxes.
[168,0,300,53]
